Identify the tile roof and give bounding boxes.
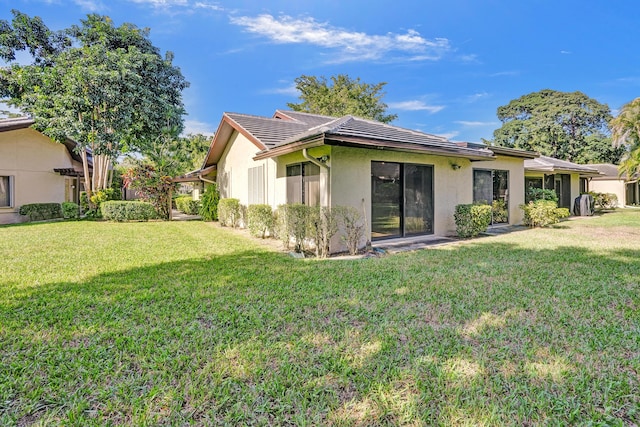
[524,155,601,175]
[274,110,337,127]
[0,117,35,131]
[225,112,315,147]
[588,163,636,180]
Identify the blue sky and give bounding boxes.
[1,0,638,142]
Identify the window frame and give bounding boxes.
[0,175,14,208]
[286,162,320,206]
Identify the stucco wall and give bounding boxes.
[0,128,74,224]
[329,146,481,238]
[216,131,277,207]
[590,179,626,206]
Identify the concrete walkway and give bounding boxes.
[371,224,528,254]
[171,209,201,221]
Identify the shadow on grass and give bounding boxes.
[2,240,640,425]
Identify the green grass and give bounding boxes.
[1,211,639,425]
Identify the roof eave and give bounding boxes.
[253,136,325,160]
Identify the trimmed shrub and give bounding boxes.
[199,183,220,221]
[61,202,80,220]
[591,192,618,210]
[247,204,274,238]
[336,206,365,255]
[18,203,63,221]
[307,206,340,258]
[100,201,157,222]
[521,200,570,227]
[276,204,310,252]
[218,198,241,227]
[175,196,201,215]
[491,199,508,223]
[454,204,492,238]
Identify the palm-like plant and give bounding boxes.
[611,97,640,177]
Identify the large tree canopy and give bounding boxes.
[611,97,640,177]
[0,10,189,200]
[287,74,398,123]
[490,89,623,164]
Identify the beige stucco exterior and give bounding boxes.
[589,179,626,206]
[0,128,79,224]
[215,129,530,253]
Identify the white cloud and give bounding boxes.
[465,92,489,103]
[74,0,106,11]
[489,70,519,77]
[262,84,299,97]
[438,131,459,140]
[125,0,223,12]
[183,119,215,136]
[560,50,572,55]
[229,14,451,63]
[387,100,444,113]
[454,120,499,127]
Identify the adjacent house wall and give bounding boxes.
[0,128,75,224]
[589,179,626,206]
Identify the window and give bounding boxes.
[473,169,509,224]
[248,165,265,205]
[0,176,12,207]
[286,162,320,205]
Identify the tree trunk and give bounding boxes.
[81,149,93,209]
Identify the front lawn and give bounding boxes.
[1,211,639,425]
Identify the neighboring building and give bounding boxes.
[193,110,537,252]
[0,117,89,224]
[523,155,601,213]
[588,163,639,206]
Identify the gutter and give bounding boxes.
[302,148,330,207]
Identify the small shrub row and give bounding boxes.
[521,200,570,227]
[217,198,365,257]
[18,203,63,221]
[100,201,158,222]
[175,196,201,215]
[454,204,492,238]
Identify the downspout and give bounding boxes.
[302,148,330,207]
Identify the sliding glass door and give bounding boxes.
[371,162,433,239]
[473,169,509,224]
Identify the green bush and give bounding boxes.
[590,192,618,210]
[307,206,340,258]
[491,199,508,223]
[247,204,275,238]
[175,196,201,215]
[276,204,310,253]
[18,203,63,221]
[199,184,220,221]
[100,201,158,222]
[526,187,558,203]
[61,202,80,220]
[218,198,241,227]
[454,204,492,238]
[521,200,570,227]
[336,206,365,255]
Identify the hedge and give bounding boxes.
[18,203,63,221]
[175,196,201,215]
[521,200,570,227]
[100,201,158,222]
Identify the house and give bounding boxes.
[193,110,537,251]
[523,155,601,213]
[0,117,89,224]
[587,163,639,206]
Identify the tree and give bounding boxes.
[490,89,623,164]
[287,74,397,123]
[610,97,640,177]
[0,10,189,205]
